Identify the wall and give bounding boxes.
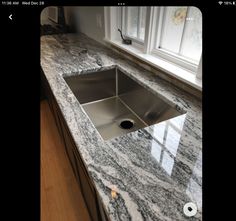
[40,7,49,25]
[41,7,105,44]
[40,7,56,25]
[66,7,105,45]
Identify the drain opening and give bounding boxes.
[183,202,197,217]
[119,120,134,129]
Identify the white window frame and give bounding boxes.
[104,6,202,89]
[121,7,146,45]
[150,7,199,72]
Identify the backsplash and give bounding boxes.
[107,44,202,99]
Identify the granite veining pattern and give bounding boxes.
[41,33,202,221]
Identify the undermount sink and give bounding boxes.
[64,68,184,140]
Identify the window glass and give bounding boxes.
[157,7,202,63]
[139,7,147,40]
[159,7,187,53]
[180,7,202,61]
[118,6,202,75]
[126,7,139,38]
[124,7,146,41]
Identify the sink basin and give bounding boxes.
[64,68,184,140]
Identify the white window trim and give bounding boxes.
[196,55,202,79]
[119,8,145,50]
[104,7,202,90]
[104,39,202,90]
[150,7,199,73]
[121,7,146,45]
[152,48,198,72]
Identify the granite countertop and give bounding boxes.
[40,33,202,221]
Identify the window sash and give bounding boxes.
[153,7,201,63]
[119,6,201,74]
[121,7,146,44]
[152,48,198,73]
[158,7,188,54]
[150,7,199,72]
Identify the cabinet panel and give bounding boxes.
[60,118,81,184]
[60,117,109,221]
[41,70,63,137]
[41,69,109,221]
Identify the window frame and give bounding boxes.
[121,7,146,46]
[150,7,199,73]
[104,6,202,84]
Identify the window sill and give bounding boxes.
[104,39,202,91]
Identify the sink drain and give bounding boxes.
[119,119,134,130]
[183,202,197,217]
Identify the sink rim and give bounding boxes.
[63,66,186,140]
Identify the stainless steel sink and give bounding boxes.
[64,68,184,140]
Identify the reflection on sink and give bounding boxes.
[64,68,185,140]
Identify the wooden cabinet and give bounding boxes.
[59,111,109,221]
[41,70,109,221]
[41,69,63,138]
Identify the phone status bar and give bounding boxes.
[1,1,45,6]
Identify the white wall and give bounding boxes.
[41,6,74,26]
[40,7,56,25]
[41,7,106,44]
[40,7,49,25]
[70,7,105,44]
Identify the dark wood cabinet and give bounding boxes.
[41,70,109,221]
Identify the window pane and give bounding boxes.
[159,7,187,53]
[139,7,146,40]
[126,7,139,38]
[180,7,202,61]
[124,7,146,41]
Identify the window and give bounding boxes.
[152,7,202,70]
[122,7,147,42]
[119,7,202,71]
[104,6,202,87]
[158,7,188,54]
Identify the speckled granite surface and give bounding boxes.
[41,33,202,221]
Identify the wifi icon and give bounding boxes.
[218,1,223,4]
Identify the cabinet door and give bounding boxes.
[58,110,105,221]
[41,70,63,138]
[73,149,102,221]
[41,69,53,110]
[50,96,63,138]
[41,68,109,221]
[59,114,81,185]
[40,69,46,100]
